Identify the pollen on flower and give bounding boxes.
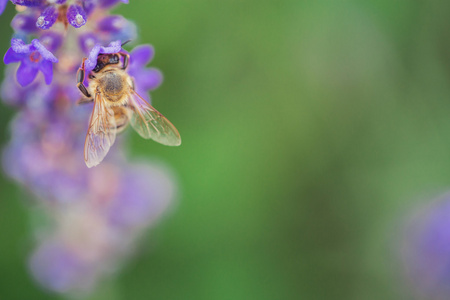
[75,14,85,27]
[36,16,45,26]
[29,52,42,63]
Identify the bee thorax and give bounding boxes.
[98,72,126,101]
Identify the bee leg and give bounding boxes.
[119,52,130,70]
[76,58,92,98]
[76,97,94,105]
[77,58,92,98]
[77,82,91,98]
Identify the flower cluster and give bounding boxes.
[1,0,175,295]
[4,0,138,89]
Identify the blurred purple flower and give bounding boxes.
[399,194,450,299]
[12,14,39,33]
[128,45,163,102]
[30,241,91,293]
[0,0,7,15]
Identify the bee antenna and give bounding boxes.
[121,40,132,47]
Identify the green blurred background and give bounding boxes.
[2,0,450,299]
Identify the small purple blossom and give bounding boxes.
[36,6,58,30]
[98,15,136,42]
[11,14,38,33]
[78,33,98,54]
[67,4,87,28]
[39,31,63,52]
[4,38,58,86]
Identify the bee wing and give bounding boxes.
[128,91,181,146]
[84,93,117,168]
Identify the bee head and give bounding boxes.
[93,53,120,73]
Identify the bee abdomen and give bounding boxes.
[111,106,129,133]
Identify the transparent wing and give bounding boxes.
[84,93,117,168]
[128,91,181,146]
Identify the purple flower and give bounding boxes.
[4,38,58,86]
[30,241,92,293]
[108,163,175,228]
[11,0,44,7]
[98,15,137,42]
[2,0,177,296]
[36,6,58,30]
[399,194,450,299]
[11,14,38,33]
[78,33,98,54]
[67,4,87,28]
[39,31,63,52]
[128,45,163,102]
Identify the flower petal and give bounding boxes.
[0,0,7,15]
[39,32,63,52]
[136,87,151,103]
[16,62,39,87]
[85,41,122,74]
[36,6,58,30]
[78,33,98,54]
[40,60,54,85]
[31,39,58,63]
[11,38,33,54]
[98,15,125,33]
[138,68,163,91]
[131,45,154,66]
[67,4,87,28]
[4,47,23,64]
[11,14,38,33]
[99,40,122,54]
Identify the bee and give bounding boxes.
[76,50,181,168]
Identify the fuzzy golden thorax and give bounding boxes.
[90,66,133,106]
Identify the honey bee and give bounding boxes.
[76,50,181,168]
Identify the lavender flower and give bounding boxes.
[1,0,178,296]
[128,45,163,102]
[7,0,128,30]
[67,4,87,28]
[4,39,58,86]
[36,6,58,30]
[399,194,450,299]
